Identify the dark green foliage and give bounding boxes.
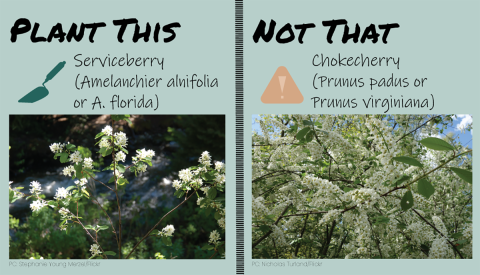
[165,115,225,173]
[9,208,89,259]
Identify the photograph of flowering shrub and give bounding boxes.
[9,114,225,259]
[252,114,472,259]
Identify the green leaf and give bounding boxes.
[116,164,125,173]
[103,148,113,157]
[374,216,390,225]
[304,130,314,143]
[204,173,215,181]
[259,225,271,233]
[303,120,314,126]
[82,189,90,197]
[95,132,105,139]
[296,127,310,141]
[150,229,160,235]
[175,190,185,198]
[9,189,14,203]
[392,175,410,187]
[59,153,69,163]
[74,164,83,179]
[161,236,172,246]
[450,168,472,184]
[199,197,209,207]
[201,244,214,251]
[207,187,217,200]
[118,178,129,186]
[99,147,106,155]
[392,156,423,168]
[66,144,76,151]
[205,207,212,217]
[98,225,109,230]
[343,187,354,193]
[451,233,463,239]
[420,244,430,254]
[419,137,455,151]
[85,225,94,230]
[401,191,414,211]
[214,211,221,220]
[417,179,435,199]
[456,239,468,245]
[66,186,76,191]
[120,147,129,154]
[265,214,276,220]
[104,251,116,256]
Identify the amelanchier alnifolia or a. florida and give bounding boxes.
[252,114,472,259]
[9,114,226,259]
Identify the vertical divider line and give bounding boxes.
[235,0,244,274]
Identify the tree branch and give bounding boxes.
[126,190,196,259]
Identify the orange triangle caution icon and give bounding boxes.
[261,66,303,104]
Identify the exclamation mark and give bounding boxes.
[278,76,286,99]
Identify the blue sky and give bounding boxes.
[251,114,472,149]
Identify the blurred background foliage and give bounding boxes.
[9,115,225,259]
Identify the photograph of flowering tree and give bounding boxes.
[9,115,225,259]
[252,114,472,259]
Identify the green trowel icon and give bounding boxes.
[18,61,66,103]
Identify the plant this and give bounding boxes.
[252,114,472,259]
[9,115,226,259]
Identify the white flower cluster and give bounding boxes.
[69,151,83,164]
[101,125,113,136]
[90,244,102,257]
[406,222,435,245]
[199,151,211,166]
[131,148,155,173]
[75,178,88,190]
[83,157,93,169]
[30,200,47,212]
[49,142,65,154]
[365,117,400,166]
[432,216,448,237]
[428,238,450,259]
[113,169,124,179]
[319,209,342,226]
[114,132,128,147]
[54,187,70,200]
[29,181,42,195]
[209,230,221,245]
[99,139,110,148]
[217,217,226,229]
[63,165,76,177]
[178,169,193,183]
[463,223,473,241]
[159,224,175,237]
[59,207,73,220]
[215,161,225,172]
[348,188,381,208]
[270,225,288,247]
[115,151,126,162]
[135,148,155,160]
